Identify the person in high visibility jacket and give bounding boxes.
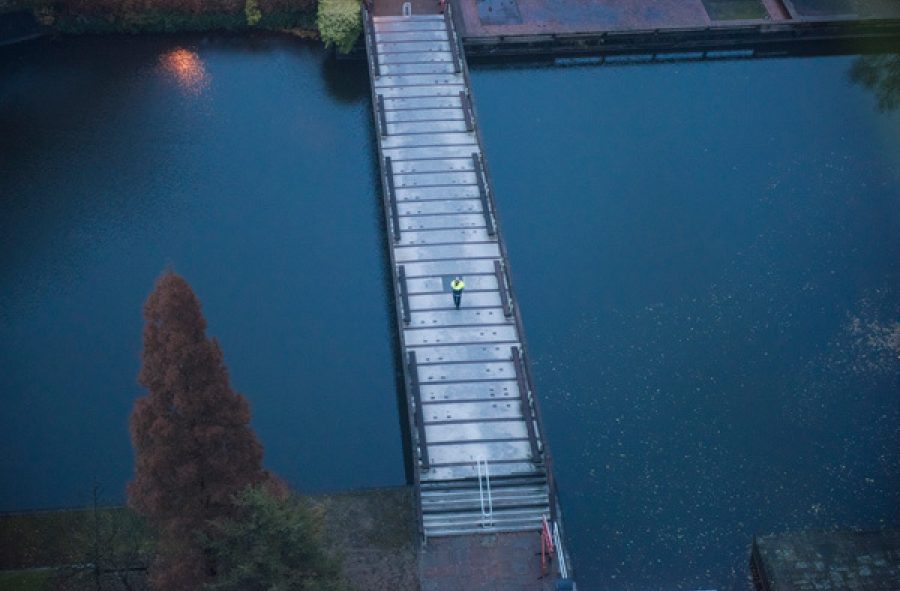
[451,276,465,309]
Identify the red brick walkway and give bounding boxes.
[419,532,559,591]
[455,0,715,37]
[452,0,900,38]
[375,0,442,17]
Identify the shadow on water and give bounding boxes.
[318,42,415,483]
[320,45,413,483]
[355,66,416,485]
[321,53,370,104]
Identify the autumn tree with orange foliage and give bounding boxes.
[128,271,270,590]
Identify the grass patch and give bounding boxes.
[0,507,150,570]
[702,0,768,20]
[1,488,417,591]
[1,508,101,569]
[0,570,52,591]
[314,488,418,591]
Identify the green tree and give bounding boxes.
[245,0,261,26]
[316,0,361,54]
[204,485,343,591]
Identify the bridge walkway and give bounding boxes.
[363,8,558,541]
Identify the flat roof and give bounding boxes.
[752,529,900,591]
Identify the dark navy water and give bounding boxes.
[470,57,900,589]
[0,35,405,509]
[2,35,898,590]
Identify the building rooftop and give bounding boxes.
[751,529,900,591]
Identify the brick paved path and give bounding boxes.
[420,532,559,591]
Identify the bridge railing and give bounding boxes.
[476,458,494,528]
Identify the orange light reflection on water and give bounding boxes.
[159,48,209,94]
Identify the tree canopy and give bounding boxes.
[128,271,269,589]
[204,485,343,591]
[317,0,361,54]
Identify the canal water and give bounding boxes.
[2,35,897,590]
[469,57,900,589]
[0,35,405,509]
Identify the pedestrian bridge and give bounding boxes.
[363,4,567,551]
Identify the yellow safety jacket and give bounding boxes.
[451,279,465,292]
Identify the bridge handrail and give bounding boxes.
[476,458,494,527]
[554,521,568,579]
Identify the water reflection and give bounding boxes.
[158,48,209,94]
[849,54,900,112]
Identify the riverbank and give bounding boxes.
[46,8,315,35]
[0,10,44,45]
[0,487,419,591]
[0,0,318,43]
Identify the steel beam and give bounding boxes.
[472,152,495,236]
[511,346,539,462]
[385,156,401,241]
[408,351,430,468]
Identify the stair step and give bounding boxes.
[422,493,548,506]
[380,62,457,76]
[425,522,543,537]
[424,514,546,527]
[421,484,547,496]
[423,491,548,501]
[424,517,545,532]
[420,475,547,491]
[423,507,547,524]
[420,484,547,495]
[423,521,545,534]
[373,15,445,22]
[422,491,548,502]
[375,31,450,43]
[424,502,548,515]
[423,497,548,506]
[422,499,548,536]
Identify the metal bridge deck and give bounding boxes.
[364,9,554,539]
